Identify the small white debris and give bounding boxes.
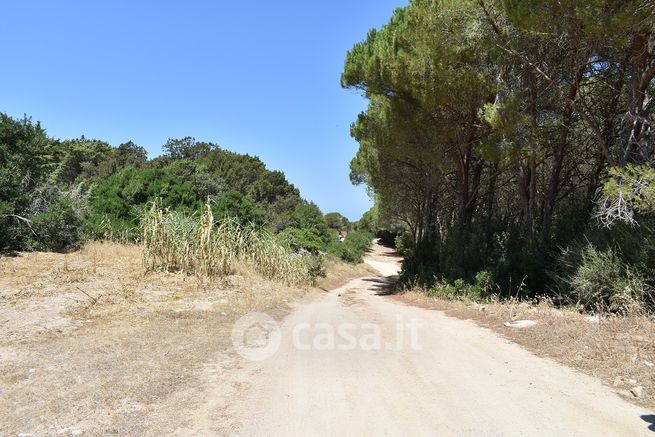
[630,385,644,398]
[56,428,71,435]
[17,433,32,437]
[28,368,35,373]
[643,361,654,368]
[585,315,600,323]
[504,320,537,329]
[625,378,638,385]
[71,430,83,436]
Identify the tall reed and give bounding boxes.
[141,201,322,285]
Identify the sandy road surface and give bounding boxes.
[202,243,652,436]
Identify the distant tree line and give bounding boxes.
[343,0,655,312]
[0,114,373,263]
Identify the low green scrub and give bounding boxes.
[420,270,498,303]
[279,227,327,254]
[564,244,653,314]
[326,229,373,264]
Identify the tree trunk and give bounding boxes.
[543,67,584,234]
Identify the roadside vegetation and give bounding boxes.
[142,202,325,285]
[0,114,373,283]
[343,0,655,314]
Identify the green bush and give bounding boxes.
[568,244,652,314]
[423,272,497,302]
[211,190,265,228]
[327,229,373,263]
[394,233,413,256]
[473,270,496,296]
[30,197,85,252]
[279,227,327,254]
[398,240,440,287]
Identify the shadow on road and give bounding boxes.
[363,275,399,296]
[375,251,402,259]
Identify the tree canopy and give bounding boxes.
[0,113,369,263]
[343,0,655,301]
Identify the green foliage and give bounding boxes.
[394,233,412,256]
[597,164,655,227]
[0,113,349,277]
[163,137,213,160]
[325,212,349,230]
[342,0,655,312]
[398,240,440,288]
[355,205,379,233]
[567,244,653,314]
[327,229,374,264]
[0,114,54,249]
[423,271,497,303]
[279,227,327,254]
[29,196,86,252]
[211,190,264,228]
[89,166,203,239]
[51,138,113,184]
[285,202,331,245]
[248,170,299,204]
[88,140,306,241]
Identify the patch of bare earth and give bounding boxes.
[0,242,365,436]
[395,291,655,409]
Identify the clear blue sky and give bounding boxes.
[0,0,407,221]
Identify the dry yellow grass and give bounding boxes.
[0,242,367,436]
[396,290,655,408]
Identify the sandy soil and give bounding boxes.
[190,243,653,436]
[396,289,655,410]
[0,243,371,436]
[3,242,653,435]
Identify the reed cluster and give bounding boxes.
[142,202,322,285]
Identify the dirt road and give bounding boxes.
[192,242,651,436]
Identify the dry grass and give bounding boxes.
[0,241,366,436]
[396,290,655,408]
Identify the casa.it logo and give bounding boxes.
[231,312,282,361]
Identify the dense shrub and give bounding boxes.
[327,229,373,264]
[0,113,374,276]
[279,227,327,254]
[211,190,265,228]
[421,271,498,303]
[567,245,652,314]
[30,196,85,252]
[398,239,440,287]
